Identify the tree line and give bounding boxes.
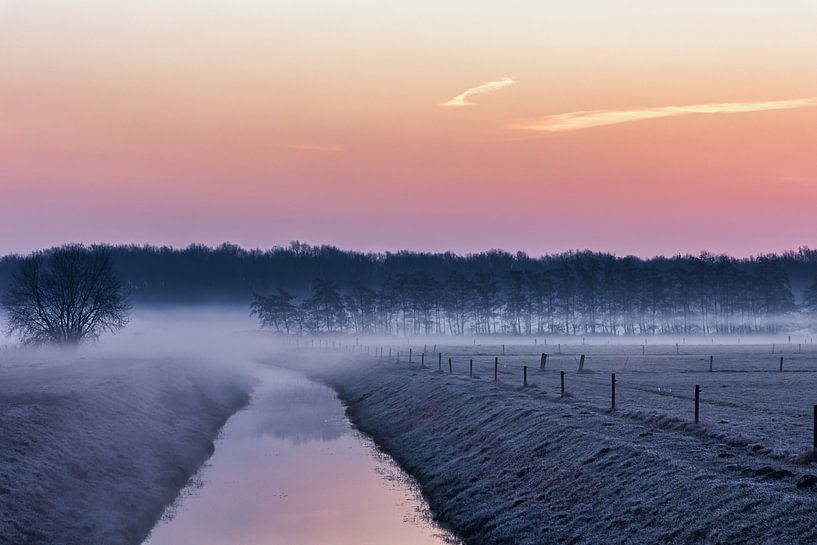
[2,243,817,337]
[253,251,817,336]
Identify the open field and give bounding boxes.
[320,337,817,461]
[299,337,817,544]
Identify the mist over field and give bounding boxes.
[2,265,817,545]
[3,0,817,541]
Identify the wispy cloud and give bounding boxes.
[510,97,817,132]
[441,77,515,107]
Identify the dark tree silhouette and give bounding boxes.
[251,288,299,334]
[302,279,346,332]
[1,242,813,337]
[1,246,130,345]
[804,276,817,312]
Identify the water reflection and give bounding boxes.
[145,366,458,545]
[245,375,347,444]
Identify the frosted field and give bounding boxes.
[0,353,254,545]
[308,336,817,544]
[346,338,817,461]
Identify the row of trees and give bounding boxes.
[253,253,814,336]
[5,243,817,306]
[2,243,817,342]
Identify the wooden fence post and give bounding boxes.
[494,357,498,381]
[560,371,565,397]
[421,352,425,368]
[694,385,701,424]
[438,352,442,371]
[523,366,528,387]
[780,356,784,372]
[813,405,816,451]
[469,359,473,378]
[448,358,452,374]
[409,348,412,363]
[709,355,713,372]
[540,353,548,370]
[578,354,585,373]
[611,373,616,410]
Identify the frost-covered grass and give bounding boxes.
[0,353,253,545]
[317,341,817,545]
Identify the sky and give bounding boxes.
[1,0,816,257]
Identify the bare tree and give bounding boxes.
[1,245,130,345]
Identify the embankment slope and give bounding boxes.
[324,359,817,545]
[0,356,253,545]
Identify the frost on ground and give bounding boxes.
[0,353,253,545]
[319,343,817,545]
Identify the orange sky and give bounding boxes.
[1,0,816,256]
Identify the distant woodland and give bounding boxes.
[3,243,817,336]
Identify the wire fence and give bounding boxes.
[291,337,817,458]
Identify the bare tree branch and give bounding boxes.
[1,245,130,345]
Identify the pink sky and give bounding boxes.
[1,1,816,256]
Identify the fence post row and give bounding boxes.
[284,339,817,433]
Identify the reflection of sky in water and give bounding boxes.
[243,375,347,445]
[145,366,458,545]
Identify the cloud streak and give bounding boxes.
[510,97,817,132]
[441,77,515,107]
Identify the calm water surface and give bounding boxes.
[144,365,458,545]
